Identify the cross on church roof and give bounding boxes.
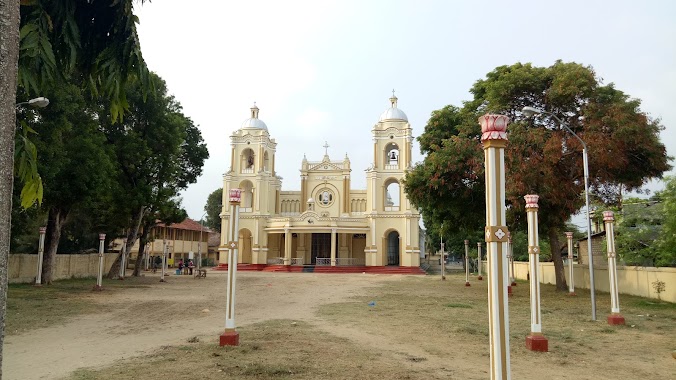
[323,141,330,156]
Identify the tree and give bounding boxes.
[0,2,21,377]
[404,61,671,291]
[99,73,209,278]
[204,188,223,232]
[27,79,116,284]
[2,1,150,370]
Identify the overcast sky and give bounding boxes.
[135,0,676,225]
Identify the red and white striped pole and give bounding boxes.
[525,194,548,352]
[565,232,576,296]
[480,114,511,379]
[221,188,242,346]
[94,233,105,291]
[464,240,470,287]
[604,211,625,325]
[35,227,46,286]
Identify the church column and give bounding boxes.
[330,228,337,266]
[284,228,291,266]
[296,233,306,265]
[300,175,307,212]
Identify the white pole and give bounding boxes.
[479,113,511,379]
[440,235,446,281]
[566,232,576,295]
[477,242,483,280]
[160,241,167,282]
[35,227,46,286]
[95,233,105,291]
[604,211,625,325]
[119,238,126,279]
[221,188,242,346]
[464,240,470,287]
[525,195,548,351]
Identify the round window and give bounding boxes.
[317,189,334,207]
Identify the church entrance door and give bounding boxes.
[387,231,400,266]
[311,233,331,264]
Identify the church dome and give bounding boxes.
[241,103,268,130]
[379,93,408,122]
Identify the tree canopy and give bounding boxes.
[404,61,671,290]
[204,188,223,233]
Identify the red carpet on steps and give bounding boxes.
[211,264,425,275]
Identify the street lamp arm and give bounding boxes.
[540,111,587,151]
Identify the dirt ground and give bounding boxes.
[3,270,675,379]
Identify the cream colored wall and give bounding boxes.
[8,253,119,284]
[512,261,676,303]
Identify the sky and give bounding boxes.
[134,0,676,227]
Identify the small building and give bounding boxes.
[123,218,210,267]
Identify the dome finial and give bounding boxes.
[250,102,259,119]
[389,89,398,108]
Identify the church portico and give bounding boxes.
[218,94,422,273]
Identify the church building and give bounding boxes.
[219,94,421,269]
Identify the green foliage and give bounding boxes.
[13,119,43,208]
[204,188,223,232]
[18,0,151,122]
[654,176,676,267]
[404,61,671,287]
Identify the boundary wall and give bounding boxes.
[8,253,118,284]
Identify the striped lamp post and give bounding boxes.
[35,227,46,286]
[479,114,511,379]
[221,188,242,346]
[604,211,625,325]
[524,194,548,352]
[477,242,483,280]
[565,232,576,296]
[94,233,105,291]
[464,240,470,287]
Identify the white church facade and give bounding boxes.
[219,94,421,269]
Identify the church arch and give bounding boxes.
[384,142,400,169]
[241,148,255,173]
[384,229,400,266]
[239,228,253,263]
[383,177,400,211]
[239,180,254,209]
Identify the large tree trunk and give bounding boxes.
[107,206,145,279]
[0,1,21,376]
[132,226,150,276]
[42,208,68,285]
[548,226,567,291]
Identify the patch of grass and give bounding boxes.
[599,327,617,334]
[632,300,676,310]
[67,320,436,380]
[6,276,153,335]
[444,302,472,308]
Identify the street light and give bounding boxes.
[522,106,597,321]
[16,97,50,108]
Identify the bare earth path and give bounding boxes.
[4,271,675,379]
[3,271,401,380]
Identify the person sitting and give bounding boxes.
[187,260,195,275]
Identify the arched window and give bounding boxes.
[384,179,400,211]
[241,148,255,173]
[263,151,270,172]
[240,181,254,210]
[384,142,399,169]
